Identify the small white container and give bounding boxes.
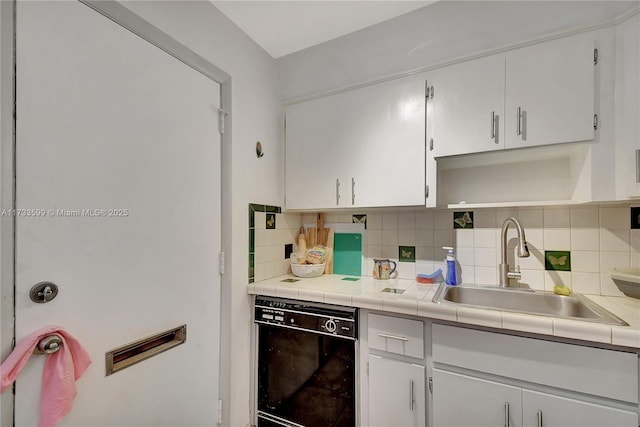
[291,263,325,278]
[610,268,640,299]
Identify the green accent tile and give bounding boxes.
[342,277,360,281]
[249,277,254,284]
[545,250,571,271]
[399,245,416,262]
[251,204,266,212]
[249,253,255,279]
[454,211,474,229]
[249,205,255,228]
[249,229,255,253]
[281,278,300,283]
[265,205,281,213]
[266,213,276,229]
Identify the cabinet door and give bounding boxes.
[429,55,505,158]
[615,14,640,198]
[285,97,353,210]
[368,355,425,427]
[285,74,427,210]
[505,32,595,149]
[522,389,638,427]
[432,368,522,427]
[348,74,427,208]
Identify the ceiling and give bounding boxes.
[211,1,434,58]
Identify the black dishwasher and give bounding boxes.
[255,296,358,427]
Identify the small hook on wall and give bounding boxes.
[256,141,264,158]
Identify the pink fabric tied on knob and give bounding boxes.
[1,325,91,427]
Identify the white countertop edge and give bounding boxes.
[248,274,640,350]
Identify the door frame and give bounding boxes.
[0,1,233,425]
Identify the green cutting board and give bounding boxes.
[333,233,362,276]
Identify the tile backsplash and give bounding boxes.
[250,203,639,296]
[249,203,301,283]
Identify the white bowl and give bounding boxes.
[610,268,640,299]
[291,263,325,278]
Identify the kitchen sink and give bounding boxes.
[432,283,628,326]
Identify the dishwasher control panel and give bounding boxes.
[255,296,357,340]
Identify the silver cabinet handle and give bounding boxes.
[410,379,415,410]
[378,333,409,342]
[351,178,355,205]
[537,410,543,427]
[504,402,510,427]
[336,179,340,206]
[491,111,496,140]
[636,149,640,183]
[516,106,522,136]
[429,138,434,151]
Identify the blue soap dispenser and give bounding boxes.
[443,246,458,286]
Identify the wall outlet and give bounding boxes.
[284,243,293,259]
[631,207,640,229]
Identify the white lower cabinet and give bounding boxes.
[431,324,639,427]
[432,369,637,427]
[432,369,522,427]
[522,389,638,427]
[368,355,425,427]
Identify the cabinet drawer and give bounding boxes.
[432,324,639,403]
[368,314,424,359]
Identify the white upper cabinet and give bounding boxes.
[285,73,427,210]
[285,96,356,210]
[428,31,596,159]
[429,54,506,157]
[615,14,640,199]
[505,32,596,149]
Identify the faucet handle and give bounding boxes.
[507,271,522,280]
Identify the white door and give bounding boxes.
[15,2,221,426]
[368,355,425,427]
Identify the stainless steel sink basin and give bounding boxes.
[433,283,628,326]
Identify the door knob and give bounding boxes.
[29,281,59,303]
[35,334,63,354]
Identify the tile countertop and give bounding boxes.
[248,274,640,350]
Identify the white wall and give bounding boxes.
[277,0,638,101]
[116,3,283,426]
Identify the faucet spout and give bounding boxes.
[499,217,530,287]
